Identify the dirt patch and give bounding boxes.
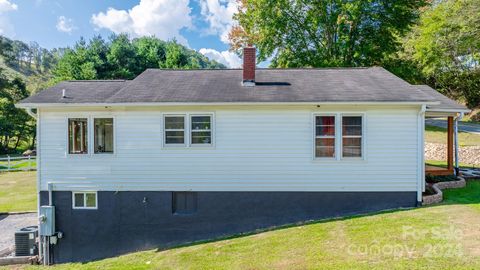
[425,142,480,165]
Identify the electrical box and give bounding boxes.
[39,205,55,236]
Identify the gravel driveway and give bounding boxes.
[0,213,37,256]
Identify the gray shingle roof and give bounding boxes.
[416,85,470,112]
[19,80,129,104]
[19,67,446,106]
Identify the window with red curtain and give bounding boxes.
[315,116,335,158]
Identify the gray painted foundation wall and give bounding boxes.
[40,191,417,263]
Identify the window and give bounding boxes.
[164,116,185,145]
[68,118,88,154]
[342,116,362,158]
[72,192,97,209]
[94,118,114,154]
[172,192,197,214]
[315,116,335,158]
[191,115,212,145]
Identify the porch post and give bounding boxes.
[447,116,454,173]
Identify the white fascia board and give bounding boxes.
[16,101,440,109]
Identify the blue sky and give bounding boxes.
[0,0,244,67]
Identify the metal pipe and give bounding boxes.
[454,112,464,175]
[48,182,53,206]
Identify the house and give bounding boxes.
[16,47,469,263]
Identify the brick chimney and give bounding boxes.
[242,46,256,86]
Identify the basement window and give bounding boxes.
[94,118,114,154]
[72,192,97,209]
[172,192,197,215]
[68,118,88,154]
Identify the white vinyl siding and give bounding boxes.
[38,105,421,192]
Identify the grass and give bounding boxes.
[425,124,480,146]
[0,171,36,213]
[426,160,477,169]
[8,181,478,270]
[0,160,36,171]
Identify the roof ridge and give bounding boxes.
[67,80,128,82]
[144,67,374,72]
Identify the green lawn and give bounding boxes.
[15,181,480,270]
[0,171,36,213]
[426,160,477,169]
[425,124,480,146]
[0,160,37,171]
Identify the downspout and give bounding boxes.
[25,108,38,120]
[417,105,426,206]
[454,112,464,175]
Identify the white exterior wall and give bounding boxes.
[38,105,422,193]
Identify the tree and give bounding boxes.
[0,68,34,154]
[53,35,225,81]
[133,36,166,71]
[401,0,480,107]
[230,0,427,67]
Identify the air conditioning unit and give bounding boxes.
[15,226,38,256]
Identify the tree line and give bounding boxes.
[53,34,225,81]
[230,0,479,108]
[0,34,224,154]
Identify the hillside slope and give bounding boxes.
[18,182,480,270]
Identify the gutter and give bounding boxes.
[24,108,37,119]
[15,101,441,109]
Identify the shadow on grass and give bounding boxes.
[151,206,418,254]
[442,180,480,205]
[154,181,480,254]
[71,180,480,265]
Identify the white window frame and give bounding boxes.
[67,117,89,156]
[189,114,214,147]
[162,113,215,148]
[340,113,365,160]
[312,112,366,161]
[93,117,115,155]
[313,114,337,160]
[163,114,187,147]
[66,115,116,157]
[72,191,98,210]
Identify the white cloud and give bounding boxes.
[56,16,76,33]
[91,0,192,45]
[0,0,17,37]
[0,0,17,12]
[199,48,241,68]
[199,0,237,44]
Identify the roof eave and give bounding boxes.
[15,101,440,109]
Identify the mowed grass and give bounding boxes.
[15,181,480,270]
[0,171,36,213]
[425,124,480,146]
